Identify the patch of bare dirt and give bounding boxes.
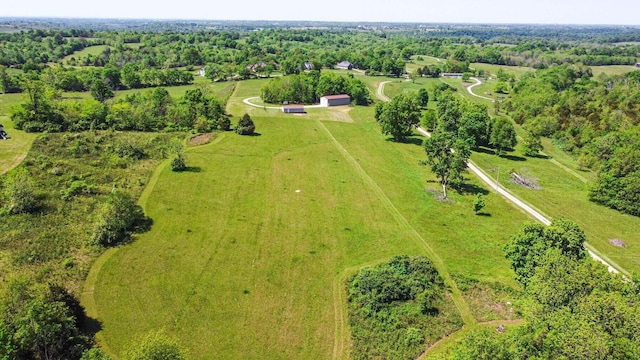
[189,133,213,146]
[609,238,627,248]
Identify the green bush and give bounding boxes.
[123,330,186,360]
[2,168,39,215]
[170,153,187,172]
[91,190,148,247]
[236,113,255,135]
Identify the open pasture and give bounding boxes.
[90,80,529,359]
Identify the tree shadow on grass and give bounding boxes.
[474,147,496,155]
[476,212,492,217]
[500,153,527,162]
[526,153,550,160]
[454,182,490,196]
[82,316,103,339]
[184,166,203,173]
[386,136,424,146]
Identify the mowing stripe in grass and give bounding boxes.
[315,119,477,327]
[80,247,119,358]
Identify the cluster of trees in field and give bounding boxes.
[9,81,230,133]
[505,65,640,216]
[347,255,461,360]
[260,71,371,105]
[450,219,640,358]
[375,85,518,198]
[435,41,640,69]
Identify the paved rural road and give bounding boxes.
[243,96,326,109]
[376,81,621,275]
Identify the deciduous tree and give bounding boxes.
[375,93,421,142]
[490,117,517,156]
[423,131,471,198]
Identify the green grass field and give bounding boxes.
[469,63,534,79]
[470,142,640,275]
[407,55,444,73]
[0,93,36,175]
[88,79,530,359]
[590,65,639,77]
[62,45,110,62]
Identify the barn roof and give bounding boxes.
[322,94,351,100]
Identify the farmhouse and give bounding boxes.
[282,105,305,113]
[199,67,206,77]
[320,94,351,107]
[441,73,463,78]
[336,61,353,70]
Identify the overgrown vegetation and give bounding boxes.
[347,256,462,360]
[448,221,640,359]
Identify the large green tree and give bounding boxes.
[0,281,89,360]
[423,131,471,198]
[490,116,518,156]
[375,93,421,142]
[503,219,587,286]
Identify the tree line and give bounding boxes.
[9,80,230,133]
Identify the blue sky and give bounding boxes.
[1,0,638,25]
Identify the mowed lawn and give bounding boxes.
[0,93,36,174]
[91,80,530,359]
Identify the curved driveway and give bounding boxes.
[243,96,327,109]
[467,77,494,101]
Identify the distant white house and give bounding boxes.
[336,61,353,70]
[282,105,305,113]
[304,61,313,70]
[199,67,206,77]
[320,94,351,107]
[441,73,463,78]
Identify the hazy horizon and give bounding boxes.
[2,0,639,26]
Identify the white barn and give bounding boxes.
[282,105,305,113]
[320,94,351,107]
[336,61,354,70]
